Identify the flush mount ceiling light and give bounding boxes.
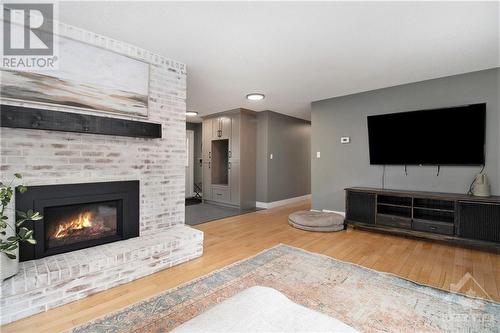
[246,93,265,101]
[186,111,198,117]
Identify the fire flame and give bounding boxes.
[54,211,94,239]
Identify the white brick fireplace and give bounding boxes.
[0,21,203,324]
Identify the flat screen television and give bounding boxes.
[367,103,486,165]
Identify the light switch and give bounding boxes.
[270,153,273,160]
[341,137,350,144]
[316,151,321,158]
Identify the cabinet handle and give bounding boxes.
[208,162,211,169]
[209,151,211,158]
[218,129,222,137]
[229,150,232,158]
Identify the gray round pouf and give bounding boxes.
[288,210,345,232]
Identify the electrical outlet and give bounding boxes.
[316,151,321,158]
[341,137,350,144]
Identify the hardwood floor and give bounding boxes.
[3,200,500,333]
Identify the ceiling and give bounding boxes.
[59,1,499,121]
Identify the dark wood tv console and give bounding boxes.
[345,187,500,251]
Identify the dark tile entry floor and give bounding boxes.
[185,202,258,226]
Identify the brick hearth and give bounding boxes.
[1,226,203,324]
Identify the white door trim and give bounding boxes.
[256,194,311,209]
[186,130,195,198]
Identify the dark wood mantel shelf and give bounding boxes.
[0,105,162,139]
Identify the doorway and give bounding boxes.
[185,130,194,198]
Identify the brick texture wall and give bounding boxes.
[0,21,187,235]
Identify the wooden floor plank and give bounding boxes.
[2,199,499,333]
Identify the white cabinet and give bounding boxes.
[220,116,231,139]
[202,119,212,160]
[229,114,240,160]
[211,116,231,140]
[202,161,212,200]
[201,109,256,209]
[229,161,240,205]
[212,186,230,204]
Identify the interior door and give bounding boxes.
[185,130,194,198]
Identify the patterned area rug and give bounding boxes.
[70,244,499,333]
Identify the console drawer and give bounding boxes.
[376,214,411,229]
[412,219,454,235]
[212,187,230,203]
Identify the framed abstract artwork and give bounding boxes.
[1,36,150,117]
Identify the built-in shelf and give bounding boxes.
[211,139,229,186]
[413,219,453,227]
[377,203,412,209]
[377,205,411,218]
[413,206,455,213]
[376,193,455,224]
[414,209,454,224]
[377,195,412,207]
[414,198,454,211]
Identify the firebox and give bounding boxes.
[44,201,120,249]
[16,181,139,261]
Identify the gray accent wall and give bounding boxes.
[257,111,311,203]
[256,112,270,202]
[311,68,500,212]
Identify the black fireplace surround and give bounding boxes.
[16,181,139,262]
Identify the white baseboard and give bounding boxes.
[256,194,311,209]
[321,209,346,217]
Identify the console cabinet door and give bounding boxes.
[458,201,500,242]
[346,191,376,224]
